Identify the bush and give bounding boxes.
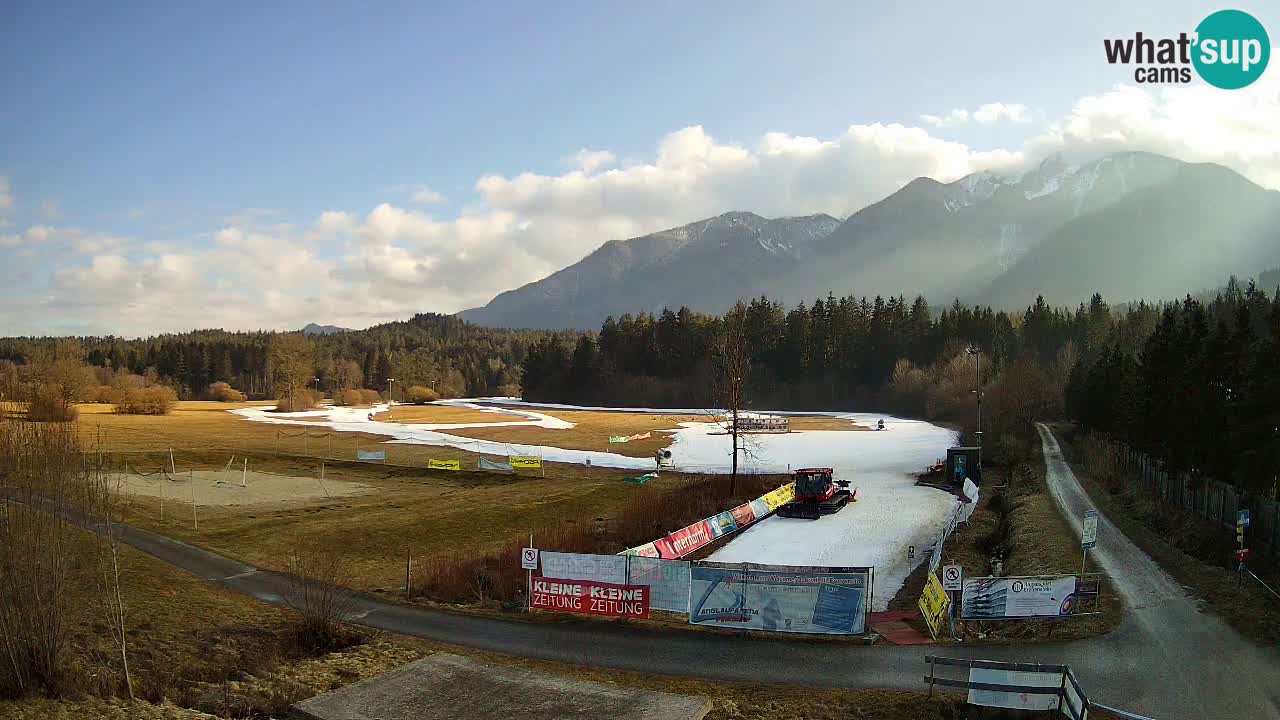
[26,385,78,422]
[404,385,438,404]
[274,389,323,413]
[114,385,178,415]
[90,385,115,403]
[207,382,247,402]
[336,388,384,407]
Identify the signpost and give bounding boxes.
[1081,510,1098,573]
[1237,509,1250,579]
[522,541,538,610]
[942,564,963,591]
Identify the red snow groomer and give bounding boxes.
[775,467,856,520]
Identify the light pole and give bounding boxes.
[386,377,395,420]
[313,376,321,400]
[966,347,983,463]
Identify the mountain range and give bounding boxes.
[461,151,1280,329]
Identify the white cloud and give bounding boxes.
[126,208,145,220]
[410,186,447,205]
[5,78,1280,336]
[923,102,1031,128]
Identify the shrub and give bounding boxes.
[114,385,178,415]
[274,389,323,413]
[359,389,383,405]
[27,385,78,422]
[207,382,247,402]
[90,385,115,403]
[404,385,438,404]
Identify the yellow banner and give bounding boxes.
[918,572,950,640]
[509,455,542,469]
[761,482,796,511]
[428,459,461,471]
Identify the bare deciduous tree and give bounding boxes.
[269,334,316,412]
[713,302,753,497]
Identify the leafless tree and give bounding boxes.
[713,302,754,497]
[0,420,81,697]
[269,334,316,412]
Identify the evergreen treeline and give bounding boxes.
[1067,279,1280,495]
[523,293,1104,409]
[0,313,546,399]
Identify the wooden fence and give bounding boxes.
[1113,444,1280,564]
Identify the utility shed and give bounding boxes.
[289,653,713,720]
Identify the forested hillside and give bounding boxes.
[0,313,547,402]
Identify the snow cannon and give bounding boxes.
[775,467,855,520]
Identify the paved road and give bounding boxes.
[1035,423,1280,718]
[83,426,1280,719]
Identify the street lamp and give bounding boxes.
[313,377,321,398]
[966,347,983,462]
[386,378,395,420]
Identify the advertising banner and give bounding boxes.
[689,562,869,635]
[509,455,542,469]
[622,542,660,558]
[356,449,386,461]
[967,668,1063,712]
[707,511,738,538]
[760,483,796,511]
[530,578,649,619]
[478,457,513,472]
[608,435,629,443]
[626,556,692,613]
[659,520,714,558]
[730,503,757,528]
[540,551,627,585]
[961,576,1078,619]
[918,572,950,639]
[428,459,461,471]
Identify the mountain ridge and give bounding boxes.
[461,152,1280,329]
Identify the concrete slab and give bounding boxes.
[290,653,713,720]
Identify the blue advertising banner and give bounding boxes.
[707,511,738,538]
[688,562,869,635]
[356,449,386,461]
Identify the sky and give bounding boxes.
[2,1,1279,336]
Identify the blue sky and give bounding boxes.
[1,1,1278,335]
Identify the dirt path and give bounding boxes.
[1037,423,1280,718]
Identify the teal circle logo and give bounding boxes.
[1193,10,1270,89]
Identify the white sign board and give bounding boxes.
[962,576,1078,619]
[520,547,539,571]
[1081,510,1098,549]
[942,564,963,591]
[968,668,1062,712]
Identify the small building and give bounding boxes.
[725,413,790,434]
[946,446,982,486]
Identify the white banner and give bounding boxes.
[968,668,1063,712]
[689,563,869,635]
[539,551,690,613]
[962,576,1078,619]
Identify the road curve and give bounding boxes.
[1035,423,1280,718]
[83,426,1279,718]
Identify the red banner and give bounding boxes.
[530,578,649,619]
[730,502,756,528]
[658,519,713,558]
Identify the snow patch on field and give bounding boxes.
[233,399,960,607]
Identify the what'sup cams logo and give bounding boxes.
[1104,9,1270,89]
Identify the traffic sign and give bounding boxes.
[1082,510,1099,549]
[520,547,539,570]
[1238,509,1250,529]
[907,545,916,560]
[942,564,963,591]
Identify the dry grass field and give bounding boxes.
[68,402,723,594]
